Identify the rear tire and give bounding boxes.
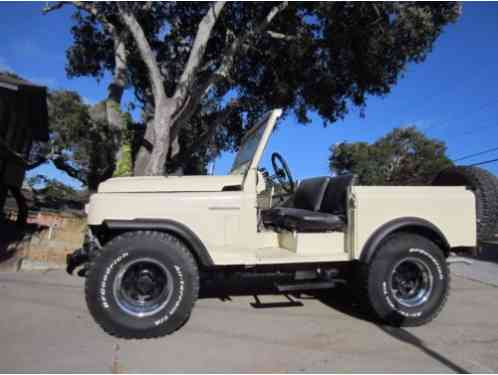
[359,233,449,327]
[85,231,199,339]
[433,166,498,242]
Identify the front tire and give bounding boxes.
[85,231,199,339]
[360,233,449,326]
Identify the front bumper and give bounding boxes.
[66,247,90,276]
[66,228,101,276]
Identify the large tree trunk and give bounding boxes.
[133,116,155,176]
[106,38,126,131]
[107,37,132,177]
[118,3,227,177]
[144,99,176,175]
[119,7,174,176]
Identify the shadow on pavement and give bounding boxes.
[0,247,17,263]
[199,273,303,308]
[0,221,38,271]
[317,286,469,373]
[378,325,469,374]
[200,273,468,373]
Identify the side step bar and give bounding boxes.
[275,280,338,292]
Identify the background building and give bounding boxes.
[0,73,49,218]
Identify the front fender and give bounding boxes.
[103,219,214,267]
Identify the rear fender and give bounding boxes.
[359,217,451,263]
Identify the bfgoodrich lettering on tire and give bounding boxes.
[360,233,449,326]
[85,231,199,339]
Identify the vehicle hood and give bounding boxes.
[97,175,244,193]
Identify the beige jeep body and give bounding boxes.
[85,109,476,268]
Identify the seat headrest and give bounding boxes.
[293,177,330,212]
[320,174,356,215]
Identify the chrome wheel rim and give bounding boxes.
[113,258,173,318]
[390,256,434,308]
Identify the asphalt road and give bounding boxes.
[1,257,498,373]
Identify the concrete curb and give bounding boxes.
[449,243,498,287]
[450,259,498,287]
[18,258,65,272]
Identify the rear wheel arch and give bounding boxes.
[99,219,214,269]
[359,217,451,263]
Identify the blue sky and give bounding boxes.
[1,2,498,187]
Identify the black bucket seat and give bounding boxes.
[261,175,355,232]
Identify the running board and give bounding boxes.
[275,280,338,292]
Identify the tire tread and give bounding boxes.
[433,166,498,242]
[85,230,199,339]
[357,232,450,327]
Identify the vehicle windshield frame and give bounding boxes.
[229,112,273,176]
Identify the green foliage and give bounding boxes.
[47,90,122,190]
[62,2,460,173]
[112,111,135,177]
[26,175,79,201]
[113,143,133,177]
[329,127,454,185]
[26,174,89,210]
[168,105,244,175]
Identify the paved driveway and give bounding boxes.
[1,258,497,373]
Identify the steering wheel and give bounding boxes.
[271,152,295,193]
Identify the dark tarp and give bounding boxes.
[0,74,49,143]
[0,74,50,213]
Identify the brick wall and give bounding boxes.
[25,212,86,265]
[1,210,86,267]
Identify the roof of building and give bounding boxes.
[0,74,44,91]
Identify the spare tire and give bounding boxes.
[433,166,498,242]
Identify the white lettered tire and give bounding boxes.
[360,233,449,326]
[85,231,199,338]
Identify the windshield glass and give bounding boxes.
[230,113,270,175]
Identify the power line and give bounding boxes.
[424,98,498,133]
[448,121,496,139]
[468,158,498,167]
[453,146,498,162]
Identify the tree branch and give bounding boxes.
[174,1,226,101]
[44,1,117,35]
[203,100,240,154]
[106,31,128,130]
[170,2,288,143]
[42,1,67,14]
[118,4,165,104]
[173,2,288,128]
[204,2,289,94]
[73,1,117,34]
[267,30,296,41]
[171,100,240,161]
[51,156,86,184]
[26,158,48,171]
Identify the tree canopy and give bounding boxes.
[45,2,461,176]
[25,174,88,210]
[329,126,454,185]
[45,90,124,191]
[1,71,129,190]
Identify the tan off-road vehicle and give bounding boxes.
[68,109,478,339]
